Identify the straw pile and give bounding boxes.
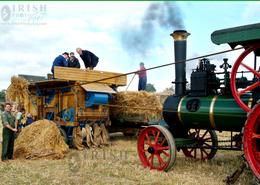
[6,76,30,111]
[110,91,162,124]
[14,119,69,160]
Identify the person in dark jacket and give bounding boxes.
[68,52,80,68]
[76,48,99,70]
[51,52,69,74]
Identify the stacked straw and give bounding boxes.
[110,91,162,124]
[6,76,30,111]
[14,119,69,159]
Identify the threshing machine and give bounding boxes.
[25,67,126,145]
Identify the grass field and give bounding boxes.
[0,134,256,185]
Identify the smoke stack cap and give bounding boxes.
[171,30,190,41]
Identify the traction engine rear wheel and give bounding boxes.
[243,103,260,180]
[182,129,218,160]
[137,125,176,171]
[230,44,260,112]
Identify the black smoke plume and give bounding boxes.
[120,2,184,57]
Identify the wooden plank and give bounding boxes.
[81,83,116,94]
[77,106,109,117]
[78,112,109,117]
[76,87,85,108]
[54,67,127,86]
[73,87,78,122]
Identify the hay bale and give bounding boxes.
[14,119,69,159]
[110,91,162,124]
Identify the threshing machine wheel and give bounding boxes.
[182,129,218,160]
[137,125,176,171]
[243,103,260,180]
[230,44,260,112]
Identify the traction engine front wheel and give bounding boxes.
[137,125,176,171]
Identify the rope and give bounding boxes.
[85,100,247,118]
[83,46,244,85]
[29,46,248,116]
[38,46,244,91]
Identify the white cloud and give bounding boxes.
[242,3,260,20]
[1,1,260,94]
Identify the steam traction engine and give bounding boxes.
[137,23,260,179]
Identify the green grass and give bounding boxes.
[0,135,256,185]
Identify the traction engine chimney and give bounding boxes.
[170,30,190,96]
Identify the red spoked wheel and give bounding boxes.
[243,103,260,180]
[230,44,260,112]
[137,125,176,171]
[182,129,218,160]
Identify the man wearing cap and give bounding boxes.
[1,103,17,161]
[68,52,80,68]
[136,62,147,91]
[51,52,69,75]
[76,48,99,70]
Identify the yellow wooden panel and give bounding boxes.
[76,88,85,108]
[62,92,74,109]
[46,94,58,108]
[28,95,38,117]
[54,67,127,86]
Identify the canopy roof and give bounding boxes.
[211,23,260,50]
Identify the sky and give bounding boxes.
[0,1,259,92]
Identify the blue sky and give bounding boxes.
[0,2,259,92]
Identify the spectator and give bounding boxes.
[68,52,80,68]
[15,107,25,130]
[76,48,99,70]
[0,104,4,143]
